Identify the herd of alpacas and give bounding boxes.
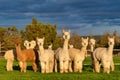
[4,29,115,74]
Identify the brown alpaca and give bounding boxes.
[14,39,38,72]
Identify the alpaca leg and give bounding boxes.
[23,62,27,73]
[9,59,14,71]
[19,61,23,72]
[32,62,38,72]
[64,60,69,73]
[103,61,110,74]
[92,59,95,72]
[94,60,100,73]
[60,61,64,73]
[40,62,45,73]
[68,60,73,72]
[78,61,83,73]
[110,60,114,71]
[49,60,54,73]
[46,62,49,73]
[54,59,58,72]
[74,61,79,72]
[6,59,11,71]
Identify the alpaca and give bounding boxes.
[24,40,30,49]
[69,37,88,72]
[55,29,70,73]
[92,36,115,74]
[36,37,54,73]
[89,38,96,72]
[14,39,38,72]
[4,50,14,71]
[89,38,96,52]
[29,40,36,49]
[24,40,36,49]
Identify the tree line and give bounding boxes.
[0,18,120,55]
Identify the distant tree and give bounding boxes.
[20,18,57,49]
[53,35,63,50]
[113,29,120,49]
[0,27,7,53]
[69,32,81,49]
[98,32,110,47]
[3,26,20,49]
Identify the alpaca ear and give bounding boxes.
[62,29,65,33]
[68,30,71,33]
[86,37,89,40]
[81,37,84,40]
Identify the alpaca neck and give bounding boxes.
[90,45,94,52]
[15,44,22,60]
[107,45,114,55]
[63,39,69,50]
[81,46,87,55]
[39,46,44,53]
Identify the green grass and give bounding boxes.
[0,57,120,80]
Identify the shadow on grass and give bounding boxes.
[13,65,36,71]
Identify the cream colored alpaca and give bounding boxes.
[55,29,70,73]
[4,50,14,71]
[89,38,96,52]
[92,36,115,74]
[24,40,30,49]
[36,37,54,73]
[29,40,36,49]
[24,40,36,49]
[69,37,88,72]
[89,38,96,72]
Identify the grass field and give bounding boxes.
[0,57,120,80]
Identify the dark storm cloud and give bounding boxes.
[0,0,120,35]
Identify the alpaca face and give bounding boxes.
[108,37,114,46]
[24,40,30,49]
[30,40,36,48]
[89,38,96,46]
[36,37,44,46]
[81,37,89,47]
[62,29,70,40]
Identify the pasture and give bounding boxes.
[0,57,120,80]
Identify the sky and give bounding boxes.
[0,0,120,36]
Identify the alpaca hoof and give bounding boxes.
[65,69,68,73]
[60,69,63,73]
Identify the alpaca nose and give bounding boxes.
[110,42,112,45]
[39,43,42,46]
[84,43,86,45]
[65,35,67,39]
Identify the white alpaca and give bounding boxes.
[4,50,14,71]
[24,40,30,49]
[92,36,115,74]
[29,40,36,49]
[89,38,96,52]
[55,29,70,73]
[36,37,54,73]
[89,38,96,72]
[24,40,36,49]
[69,37,88,72]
